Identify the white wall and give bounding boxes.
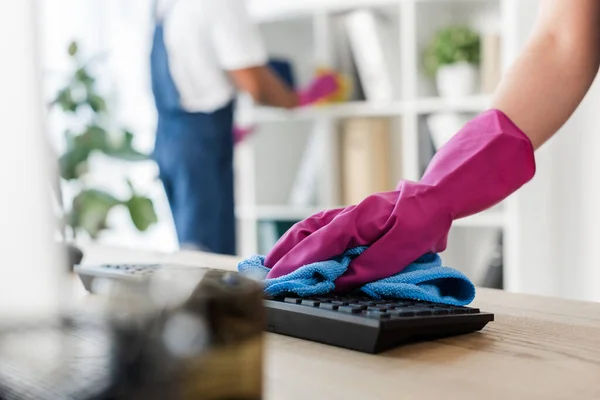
[555,76,600,302]
[0,0,63,318]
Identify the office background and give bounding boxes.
[38,0,600,303]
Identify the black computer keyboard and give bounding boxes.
[75,264,494,354]
[264,294,493,353]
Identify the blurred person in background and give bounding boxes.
[150,0,339,254]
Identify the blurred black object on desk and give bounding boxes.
[65,243,84,271]
[0,267,264,400]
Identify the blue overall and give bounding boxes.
[149,15,236,255]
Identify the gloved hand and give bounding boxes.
[233,125,255,145]
[264,109,536,292]
[298,72,341,106]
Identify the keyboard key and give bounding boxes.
[319,303,339,310]
[358,301,377,307]
[332,301,350,306]
[366,311,390,319]
[338,306,362,314]
[349,304,368,310]
[432,309,450,315]
[465,307,480,314]
[391,302,416,308]
[389,310,416,317]
[284,297,302,304]
[450,308,467,315]
[396,307,433,316]
[301,300,320,307]
[367,306,389,312]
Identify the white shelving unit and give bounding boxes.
[235,0,517,286]
[248,95,492,122]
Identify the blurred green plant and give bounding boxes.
[423,25,481,77]
[52,41,157,239]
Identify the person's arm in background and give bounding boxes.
[209,0,338,109]
[207,0,297,108]
[229,66,299,109]
[493,0,600,149]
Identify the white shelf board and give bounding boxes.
[236,205,336,221]
[238,204,505,228]
[415,0,499,3]
[251,101,405,122]
[414,95,493,114]
[249,95,491,123]
[249,0,401,23]
[453,210,505,228]
[249,0,497,23]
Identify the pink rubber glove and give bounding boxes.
[233,125,255,145]
[298,73,340,106]
[264,109,536,292]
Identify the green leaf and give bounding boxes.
[126,195,158,232]
[105,148,149,161]
[60,125,109,180]
[70,189,122,239]
[68,41,78,57]
[75,67,95,87]
[105,130,149,161]
[74,125,109,152]
[59,147,89,180]
[55,88,78,112]
[422,25,481,77]
[87,93,106,112]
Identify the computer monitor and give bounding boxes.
[0,0,65,321]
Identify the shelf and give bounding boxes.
[250,101,404,122]
[249,0,401,23]
[236,205,336,221]
[237,204,505,228]
[249,0,497,23]
[414,95,492,114]
[453,211,505,228]
[249,95,491,123]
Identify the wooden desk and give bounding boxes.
[79,245,600,400]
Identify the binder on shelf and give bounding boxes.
[418,116,437,178]
[330,14,364,101]
[288,130,320,207]
[481,33,502,94]
[340,118,393,206]
[480,232,504,289]
[344,9,397,102]
[257,219,299,254]
[257,220,278,255]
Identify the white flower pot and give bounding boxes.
[426,112,471,150]
[435,62,478,98]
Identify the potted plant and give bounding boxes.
[423,25,481,98]
[426,111,472,150]
[51,41,158,241]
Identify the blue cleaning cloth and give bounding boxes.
[238,247,476,306]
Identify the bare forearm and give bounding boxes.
[492,0,600,149]
[253,67,299,108]
[228,66,299,109]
